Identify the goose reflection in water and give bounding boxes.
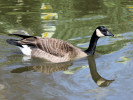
[11,55,114,87]
[88,55,114,87]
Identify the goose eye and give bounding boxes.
[102,29,107,32]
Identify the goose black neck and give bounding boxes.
[85,30,99,55]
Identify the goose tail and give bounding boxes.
[8,34,35,39]
[6,39,22,47]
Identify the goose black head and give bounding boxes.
[96,26,114,37]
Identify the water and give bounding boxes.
[0,0,133,100]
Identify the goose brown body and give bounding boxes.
[18,37,87,62]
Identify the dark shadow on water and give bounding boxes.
[11,61,73,74]
[11,55,114,87]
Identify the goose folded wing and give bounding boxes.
[19,37,76,57]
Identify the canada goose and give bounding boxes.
[6,26,114,63]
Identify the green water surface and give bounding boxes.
[0,0,133,100]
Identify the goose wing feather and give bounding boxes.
[19,37,78,58]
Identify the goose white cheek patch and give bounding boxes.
[96,29,105,37]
